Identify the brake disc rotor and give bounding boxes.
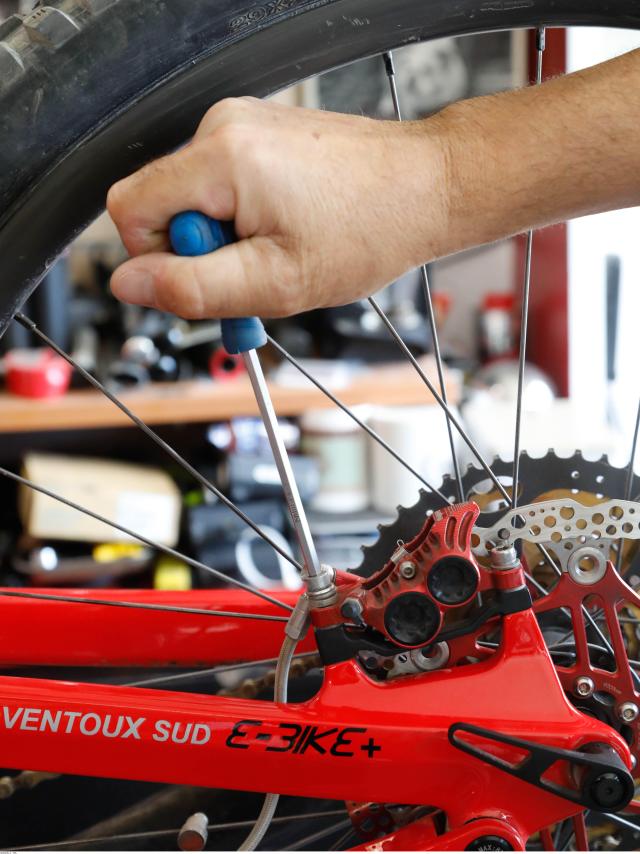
[355,450,640,579]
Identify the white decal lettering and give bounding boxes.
[64,711,82,733]
[171,722,193,744]
[2,705,211,747]
[102,714,124,739]
[41,709,62,733]
[153,720,170,742]
[122,716,144,739]
[79,713,102,736]
[3,707,23,729]
[192,723,211,745]
[21,708,41,731]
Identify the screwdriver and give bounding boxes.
[168,211,323,583]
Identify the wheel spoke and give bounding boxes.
[14,809,349,851]
[601,812,640,833]
[619,396,640,574]
[368,296,509,501]
[512,27,546,511]
[267,335,450,503]
[0,589,288,622]
[328,826,357,850]
[14,314,302,573]
[281,816,353,851]
[126,653,319,688]
[0,466,292,612]
[382,50,464,502]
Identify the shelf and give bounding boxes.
[0,358,458,433]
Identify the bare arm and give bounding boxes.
[108,48,640,318]
[427,48,640,258]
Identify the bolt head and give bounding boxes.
[618,702,639,723]
[574,676,595,698]
[399,561,416,579]
[341,597,363,622]
[489,545,519,570]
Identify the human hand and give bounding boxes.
[107,97,447,318]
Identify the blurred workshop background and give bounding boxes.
[0,0,638,602]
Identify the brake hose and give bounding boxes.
[239,594,311,851]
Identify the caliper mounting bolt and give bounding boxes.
[574,676,595,698]
[617,701,639,723]
[400,561,416,579]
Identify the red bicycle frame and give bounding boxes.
[0,585,634,850]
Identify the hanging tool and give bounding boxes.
[168,211,334,602]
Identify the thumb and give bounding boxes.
[110,236,296,319]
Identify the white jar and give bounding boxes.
[300,408,369,513]
[368,405,462,514]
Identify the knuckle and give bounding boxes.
[211,122,249,157]
[106,180,127,221]
[202,97,247,130]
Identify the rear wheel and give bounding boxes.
[1,0,640,850]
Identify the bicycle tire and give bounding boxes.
[1,0,639,331]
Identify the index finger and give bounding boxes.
[106,140,236,257]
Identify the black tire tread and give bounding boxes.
[0,3,115,92]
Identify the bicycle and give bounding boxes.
[1,0,640,849]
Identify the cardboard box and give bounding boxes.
[20,454,181,547]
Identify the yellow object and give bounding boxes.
[154,557,192,590]
[93,543,145,563]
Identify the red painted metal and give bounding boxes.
[0,606,630,845]
[540,825,555,850]
[533,562,640,765]
[573,811,589,852]
[0,499,635,848]
[0,587,308,666]
[312,503,482,647]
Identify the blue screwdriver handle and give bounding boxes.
[168,211,267,355]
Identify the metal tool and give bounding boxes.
[169,212,333,600]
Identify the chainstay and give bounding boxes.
[0,654,322,799]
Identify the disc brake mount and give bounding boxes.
[311,502,532,667]
[449,723,635,813]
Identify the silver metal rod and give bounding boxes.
[368,296,510,502]
[601,813,640,833]
[383,50,464,502]
[0,589,288,622]
[282,817,354,852]
[419,265,464,502]
[14,313,301,572]
[618,396,640,574]
[14,810,349,851]
[0,466,292,612]
[243,349,321,577]
[512,27,545,511]
[126,653,316,688]
[267,335,450,504]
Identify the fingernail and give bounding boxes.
[112,268,155,304]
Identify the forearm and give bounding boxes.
[109,49,640,319]
[417,48,640,262]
